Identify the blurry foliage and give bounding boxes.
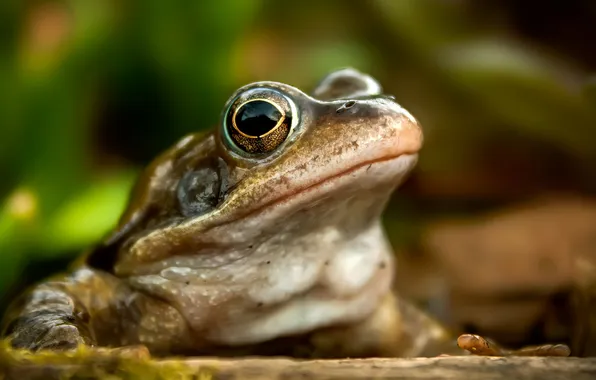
[0,0,595,306]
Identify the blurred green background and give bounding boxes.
[1,0,596,327]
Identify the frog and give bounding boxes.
[1,68,572,359]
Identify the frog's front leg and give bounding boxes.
[2,267,120,351]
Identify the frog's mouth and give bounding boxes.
[228,152,418,224]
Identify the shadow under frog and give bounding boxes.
[0,68,574,358]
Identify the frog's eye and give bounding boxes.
[222,88,296,155]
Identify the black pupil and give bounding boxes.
[234,100,282,137]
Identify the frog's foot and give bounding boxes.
[5,310,97,352]
[8,321,90,351]
[456,334,571,357]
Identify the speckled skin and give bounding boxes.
[1,69,456,358]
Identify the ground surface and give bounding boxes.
[2,354,596,380]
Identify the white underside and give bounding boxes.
[206,222,395,345]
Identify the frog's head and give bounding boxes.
[88,68,423,281]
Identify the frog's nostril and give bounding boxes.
[336,100,357,114]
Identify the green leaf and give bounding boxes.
[42,171,136,255]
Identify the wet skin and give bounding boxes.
[1,68,571,358]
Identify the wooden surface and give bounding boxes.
[3,355,596,380]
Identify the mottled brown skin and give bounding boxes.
[1,69,571,358]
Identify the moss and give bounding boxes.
[0,340,216,380]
